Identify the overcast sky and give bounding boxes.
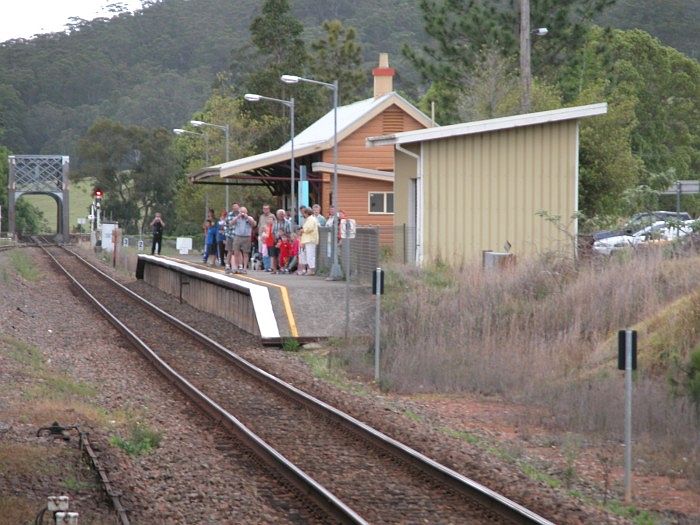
[0,0,144,42]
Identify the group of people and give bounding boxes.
[201,202,340,277]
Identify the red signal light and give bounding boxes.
[94,188,103,199]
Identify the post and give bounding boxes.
[330,81,343,280]
[374,268,382,382]
[224,124,230,210]
[624,329,633,502]
[344,220,351,338]
[676,180,681,215]
[290,98,296,224]
[519,0,532,113]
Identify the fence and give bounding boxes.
[316,226,380,283]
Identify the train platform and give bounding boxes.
[136,253,374,343]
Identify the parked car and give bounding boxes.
[593,220,695,255]
[592,211,692,241]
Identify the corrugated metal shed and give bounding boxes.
[367,103,607,265]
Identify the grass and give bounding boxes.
[63,474,98,492]
[300,349,370,397]
[439,424,563,489]
[336,249,700,482]
[282,338,301,352]
[0,443,53,477]
[605,501,657,525]
[403,408,423,422]
[23,179,95,232]
[9,250,41,281]
[109,422,162,456]
[2,334,96,401]
[0,496,35,525]
[2,333,44,370]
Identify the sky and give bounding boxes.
[0,0,145,43]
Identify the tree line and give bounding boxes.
[1,0,698,235]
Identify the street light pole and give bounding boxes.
[190,120,231,209]
[520,0,532,113]
[243,94,296,221]
[281,74,342,280]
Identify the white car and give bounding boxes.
[593,220,695,255]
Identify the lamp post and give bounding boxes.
[281,74,342,280]
[244,94,296,222]
[519,0,549,112]
[190,120,230,209]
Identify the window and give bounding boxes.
[369,192,394,214]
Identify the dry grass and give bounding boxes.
[341,249,700,479]
[0,496,36,525]
[0,443,53,477]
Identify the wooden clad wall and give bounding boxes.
[317,104,428,246]
[322,105,427,170]
[143,263,259,335]
[337,175,394,245]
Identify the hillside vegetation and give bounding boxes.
[0,0,696,158]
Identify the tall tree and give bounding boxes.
[560,27,700,183]
[243,0,307,99]
[75,119,180,233]
[309,19,367,103]
[405,0,614,123]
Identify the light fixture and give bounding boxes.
[532,27,548,36]
[280,75,300,84]
[244,94,261,102]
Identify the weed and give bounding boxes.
[0,496,35,525]
[440,427,481,445]
[1,334,44,370]
[606,501,657,525]
[301,352,369,396]
[0,443,52,476]
[403,409,423,422]
[9,250,41,281]
[28,374,97,400]
[281,338,301,352]
[63,475,97,491]
[0,266,8,283]
[109,422,162,456]
[518,461,561,489]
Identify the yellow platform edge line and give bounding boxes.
[155,256,299,338]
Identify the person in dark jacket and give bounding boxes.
[150,212,165,255]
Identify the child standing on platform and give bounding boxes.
[203,219,218,266]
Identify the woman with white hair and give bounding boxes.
[298,207,319,275]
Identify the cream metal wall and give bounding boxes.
[395,120,579,265]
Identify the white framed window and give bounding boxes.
[368,192,394,214]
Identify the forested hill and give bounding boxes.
[0,0,696,157]
[0,0,423,157]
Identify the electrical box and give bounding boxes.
[47,496,69,512]
[55,512,79,524]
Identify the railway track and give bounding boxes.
[38,241,554,525]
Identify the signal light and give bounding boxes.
[94,188,103,199]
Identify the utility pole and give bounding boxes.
[520,0,532,113]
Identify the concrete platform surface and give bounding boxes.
[164,254,374,339]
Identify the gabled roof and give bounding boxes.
[366,103,608,147]
[189,92,432,182]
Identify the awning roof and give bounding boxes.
[366,103,608,147]
[188,92,432,183]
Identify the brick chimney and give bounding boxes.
[373,53,395,98]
